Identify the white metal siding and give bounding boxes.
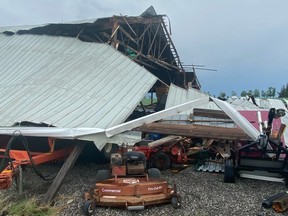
[165,84,219,112]
[0,35,157,128]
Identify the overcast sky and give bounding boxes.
[1,0,288,97]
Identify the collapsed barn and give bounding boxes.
[0,6,202,203]
[0,6,288,209]
[3,6,200,106]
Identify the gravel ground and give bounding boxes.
[1,162,288,216]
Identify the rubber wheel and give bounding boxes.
[224,159,235,183]
[101,143,119,160]
[82,200,94,216]
[147,168,161,179]
[171,196,181,209]
[95,170,111,183]
[152,152,171,171]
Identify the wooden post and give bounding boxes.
[42,141,86,205]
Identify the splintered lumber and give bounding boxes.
[214,143,231,158]
[203,139,214,149]
[148,136,181,148]
[42,141,86,205]
[136,123,252,141]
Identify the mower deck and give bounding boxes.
[93,177,175,208]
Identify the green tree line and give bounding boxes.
[217,83,288,99]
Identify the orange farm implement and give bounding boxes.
[0,134,72,193]
[83,151,181,215]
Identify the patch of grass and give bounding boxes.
[1,197,59,216]
[141,97,157,106]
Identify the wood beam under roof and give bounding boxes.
[136,123,251,141]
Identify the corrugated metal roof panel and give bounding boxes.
[282,99,288,107]
[252,98,288,110]
[197,161,225,173]
[229,98,260,109]
[0,35,157,128]
[266,99,287,111]
[165,84,219,113]
[164,84,223,124]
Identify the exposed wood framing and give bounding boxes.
[111,15,185,74]
[160,17,184,72]
[17,11,201,89]
[118,26,138,46]
[119,15,137,37]
[109,22,120,48]
[203,139,215,149]
[147,23,161,55]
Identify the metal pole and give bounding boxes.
[18,165,23,195]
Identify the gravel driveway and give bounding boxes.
[1,162,288,216]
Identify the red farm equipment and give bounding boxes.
[119,136,201,171]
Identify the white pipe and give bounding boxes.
[257,111,263,134]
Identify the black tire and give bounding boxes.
[96,170,111,183]
[152,152,171,171]
[171,196,181,209]
[147,168,161,179]
[82,200,94,216]
[123,151,147,164]
[101,143,119,160]
[224,159,235,183]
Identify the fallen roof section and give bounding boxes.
[211,98,260,140]
[140,84,288,144]
[0,34,157,129]
[0,127,141,149]
[0,97,209,147]
[106,97,210,137]
[229,98,260,110]
[0,6,201,90]
[165,84,219,112]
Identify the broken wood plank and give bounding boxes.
[214,143,231,158]
[203,139,214,149]
[148,136,181,148]
[42,141,86,205]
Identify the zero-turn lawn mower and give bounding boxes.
[82,150,181,216]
